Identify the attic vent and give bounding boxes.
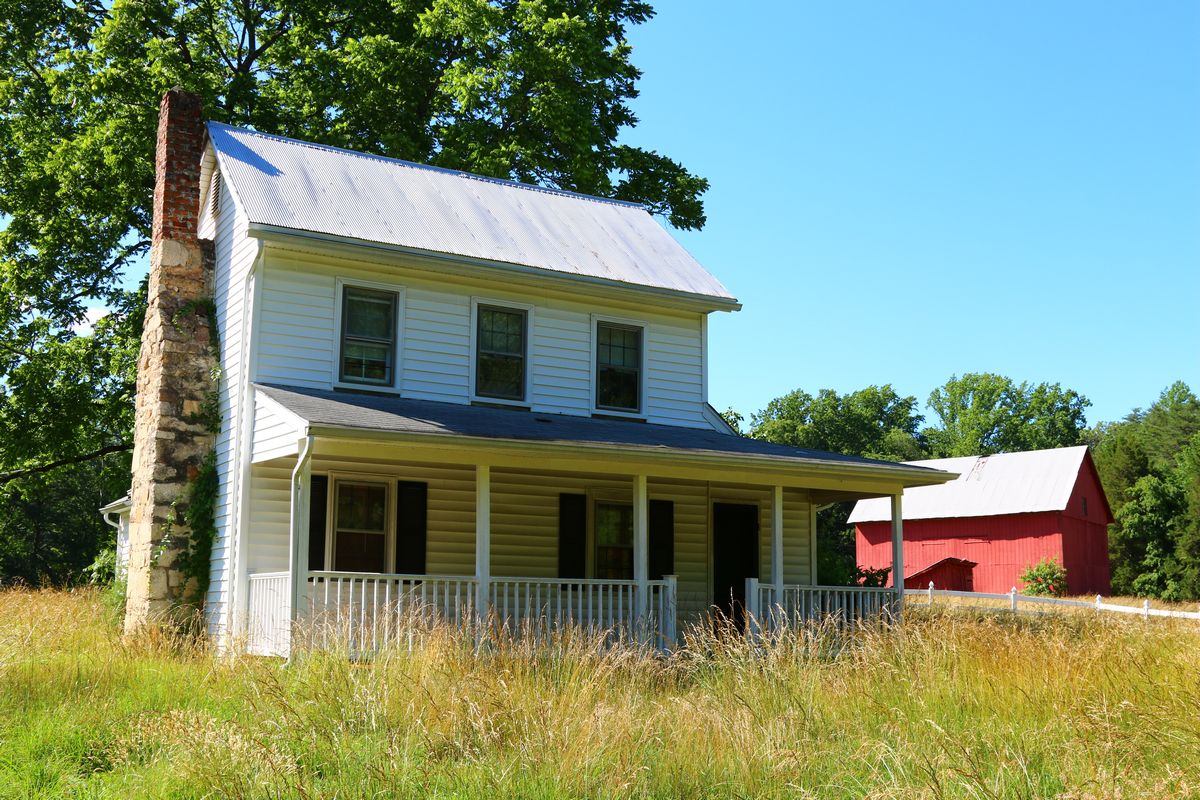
[209,172,222,217]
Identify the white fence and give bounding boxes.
[747,578,900,630]
[906,583,1200,621]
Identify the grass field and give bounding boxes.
[2,589,1199,799]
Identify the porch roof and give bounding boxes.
[256,383,953,486]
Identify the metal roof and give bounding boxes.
[256,384,951,482]
[847,446,1093,523]
[206,123,735,303]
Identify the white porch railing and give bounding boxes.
[245,571,680,654]
[246,572,291,656]
[489,576,677,646]
[747,578,900,630]
[303,571,478,651]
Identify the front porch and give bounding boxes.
[241,458,911,657]
[237,385,934,656]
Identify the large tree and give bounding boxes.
[0,0,707,583]
[925,373,1090,457]
[1094,383,1200,599]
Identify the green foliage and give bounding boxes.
[1020,557,1068,597]
[173,450,219,606]
[1094,383,1200,600]
[84,547,118,586]
[854,565,891,588]
[719,407,744,434]
[925,373,1090,457]
[0,0,705,586]
[750,385,926,461]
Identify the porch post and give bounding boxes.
[288,435,314,650]
[475,464,491,625]
[809,504,819,585]
[771,485,785,620]
[890,492,904,621]
[633,474,649,621]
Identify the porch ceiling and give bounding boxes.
[256,383,954,492]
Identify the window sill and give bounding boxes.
[592,410,647,423]
[333,382,402,396]
[471,397,531,411]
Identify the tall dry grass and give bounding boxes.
[1,588,1198,799]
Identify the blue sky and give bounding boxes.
[623,1,1200,426]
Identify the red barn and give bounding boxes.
[848,446,1113,595]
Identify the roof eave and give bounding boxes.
[246,223,742,314]
[301,421,957,488]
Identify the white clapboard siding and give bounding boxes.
[254,253,714,428]
[251,392,302,462]
[248,452,813,628]
[247,463,292,574]
[205,173,258,639]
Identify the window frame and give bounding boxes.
[323,473,395,573]
[587,494,635,581]
[591,314,647,417]
[332,277,405,393]
[469,297,534,407]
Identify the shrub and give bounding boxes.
[1021,557,1068,597]
[84,547,118,585]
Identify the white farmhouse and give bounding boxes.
[117,90,952,655]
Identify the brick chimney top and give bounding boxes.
[152,89,205,246]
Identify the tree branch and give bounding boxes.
[0,443,133,485]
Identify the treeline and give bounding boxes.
[728,374,1200,600]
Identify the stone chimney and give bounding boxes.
[125,89,218,633]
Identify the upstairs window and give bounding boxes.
[475,306,527,401]
[596,322,642,413]
[340,286,398,386]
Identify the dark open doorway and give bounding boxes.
[712,502,759,631]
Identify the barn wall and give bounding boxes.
[1058,514,1111,595]
[1057,458,1113,595]
[856,512,1063,594]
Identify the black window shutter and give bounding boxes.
[395,481,428,574]
[648,499,674,580]
[308,475,328,571]
[558,493,587,578]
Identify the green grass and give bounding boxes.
[2,589,1199,798]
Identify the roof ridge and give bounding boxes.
[206,121,648,211]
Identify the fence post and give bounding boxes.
[1143,598,1151,619]
[1010,586,1018,614]
[927,581,934,606]
[1095,594,1102,610]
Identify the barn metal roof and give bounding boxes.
[256,383,953,483]
[206,123,735,303]
[847,446,1093,523]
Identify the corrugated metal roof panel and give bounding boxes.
[846,446,1091,523]
[206,123,735,301]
